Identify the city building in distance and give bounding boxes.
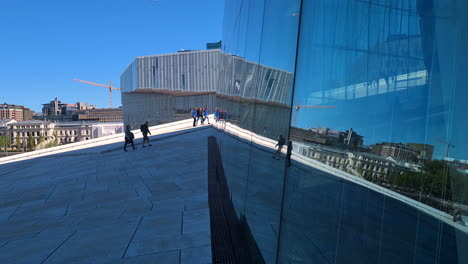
[36,97,122,122]
[0,103,34,121]
[4,120,123,151]
[75,107,123,122]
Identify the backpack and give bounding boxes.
[140,124,144,132]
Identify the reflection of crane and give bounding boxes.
[72,79,121,108]
[435,138,455,211]
[292,100,338,126]
[436,138,455,158]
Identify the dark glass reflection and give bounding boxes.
[216,0,300,262]
[280,0,468,263]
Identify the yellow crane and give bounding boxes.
[72,79,121,108]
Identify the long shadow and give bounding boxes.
[208,136,265,264]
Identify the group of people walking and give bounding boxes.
[213,108,227,123]
[123,121,152,152]
[191,106,228,127]
[192,106,211,127]
[123,112,294,167]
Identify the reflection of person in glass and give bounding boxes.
[286,140,293,166]
[273,135,285,160]
[191,107,197,127]
[214,107,219,123]
[453,210,466,225]
[204,106,210,124]
[197,107,204,125]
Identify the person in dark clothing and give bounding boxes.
[219,109,226,128]
[192,107,198,127]
[124,124,136,151]
[219,109,225,121]
[286,140,293,166]
[197,107,204,125]
[273,134,285,159]
[140,121,152,147]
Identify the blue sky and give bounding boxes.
[0,0,224,112]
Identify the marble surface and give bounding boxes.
[0,125,214,264]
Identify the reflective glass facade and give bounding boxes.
[216,0,468,263]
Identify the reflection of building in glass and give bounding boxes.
[293,140,421,181]
[120,48,293,132]
[115,1,468,263]
[407,143,434,162]
[370,142,417,162]
[290,126,365,151]
[370,142,435,164]
[304,34,427,106]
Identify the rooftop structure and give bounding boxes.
[206,41,222,50]
[120,49,293,129]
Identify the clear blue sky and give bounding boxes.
[0,0,224,112]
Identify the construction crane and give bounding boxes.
[435,138,455,158]
[72,79,121,108]
[435,138,456,211]
[292,100,338,126]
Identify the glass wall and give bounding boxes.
[216,0,300,263]
[216,0,468,263]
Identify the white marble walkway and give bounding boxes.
[0,122,214,264]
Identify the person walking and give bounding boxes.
[214,107,220,123]
[140,121,152,147]
[204,106,210,124]
[219,109,226,128]
[286,140,293,166]
[192,107,198,127]
[124,124,136,152]
[197,107,204,125]
[273,134,285,159]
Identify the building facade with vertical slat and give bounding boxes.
[120,49,293,128]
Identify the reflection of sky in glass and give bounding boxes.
[293,0,468,161]
[222,0,300,72]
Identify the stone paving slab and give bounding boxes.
[0,126,214,263]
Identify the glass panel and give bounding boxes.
[216,0,300,262]
[278,0,468,263]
